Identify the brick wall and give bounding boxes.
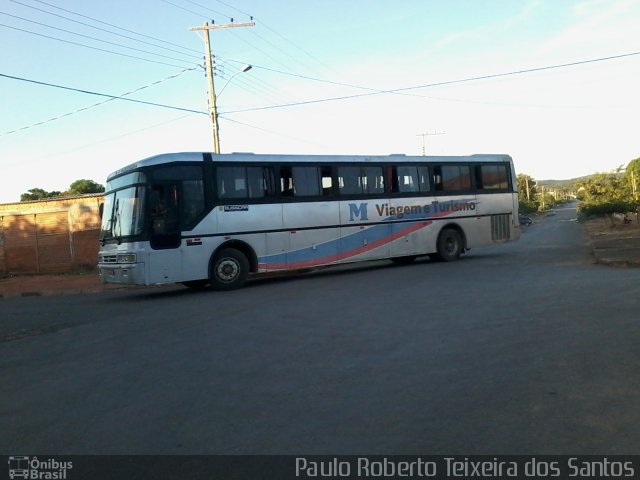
[0,194,103,274]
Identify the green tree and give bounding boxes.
[538,187,558,211]
[19,179,104,201]
[626,157,640,201]
[578,172,629,203]
[577,171,635,224]
[20,188,62,201]
[516,173,539,213]
[66,179,105,195]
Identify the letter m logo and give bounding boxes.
[348,202,368,221]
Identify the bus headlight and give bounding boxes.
[117,253,137,264]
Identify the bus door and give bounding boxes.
[148,183,182,283]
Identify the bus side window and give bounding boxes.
[217,166,247,199]
[479,164,509,190]
[441,165,471,191]
[181,180,204,227]
[363,166,384,194]
[396,166,418,193]
[279,166,294,197]
[474,165,484,189]
[321,166,333,196]
[292,166,321,197]
[417,166,429,192]
[433,166,444,191]
[338,166,361,195]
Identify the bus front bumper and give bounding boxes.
[98,263,146,285]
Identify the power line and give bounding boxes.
[221,49,640,115]
[0,72,207,116]
[28,0,202,55]
[0,23,197,69]
[166,0,324,77]
[223,58,431,98]
[0,11,200,65]
[210,0,251,18]
[215,70,265,100]
[0,68,200,136]
[181,0,233,20]
[175,0,317,73]
[228,30,296,72]
[4,49,637,140]
[219,115,326,148]
[245,28,321,73]
[8,0,201,60]
[39,114,194,160]
[158,0,207,19]
[210,0,331,72]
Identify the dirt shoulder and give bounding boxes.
[0,272,126,299]
[583,216,640,267]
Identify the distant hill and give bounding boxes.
[537,173,621,189]
[538,176,590,188]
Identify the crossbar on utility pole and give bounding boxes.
[416,131,445,156]
[189,21,254,154]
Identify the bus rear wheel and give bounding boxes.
[435,228,463,262]
[210,248,249,290]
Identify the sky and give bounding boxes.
[1,0,639,203]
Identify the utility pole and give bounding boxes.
[416,131,445,156]
[189,21,254,154]
[525,177,530,201]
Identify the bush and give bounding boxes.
[578,200,638,225]
[519,200,538,214]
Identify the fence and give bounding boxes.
[0,195,103,274]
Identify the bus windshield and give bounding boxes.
[101,186,146,241]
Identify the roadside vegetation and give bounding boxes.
[19,179,105,201]
[516,173,573,214]
[576,157,639,225]
[518,157,640,225]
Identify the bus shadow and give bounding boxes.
[242,255,455,288]
[117,258,431,300]
[118,252,512,300]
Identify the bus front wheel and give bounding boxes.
[210,248,249,290]
[435,228,463,261]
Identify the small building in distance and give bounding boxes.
[0,194,103,274]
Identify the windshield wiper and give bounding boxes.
[99,219,112,246]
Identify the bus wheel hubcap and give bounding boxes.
[217,259,239,281]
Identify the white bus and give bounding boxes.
[98,152,520,290]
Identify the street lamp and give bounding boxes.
[218,64,252,97]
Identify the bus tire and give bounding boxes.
[435,228,463,262]
[210,248,249,290]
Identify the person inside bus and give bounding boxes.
[150,187,179,234]
[150,190,165,233]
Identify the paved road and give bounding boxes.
[1,205,639,454]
